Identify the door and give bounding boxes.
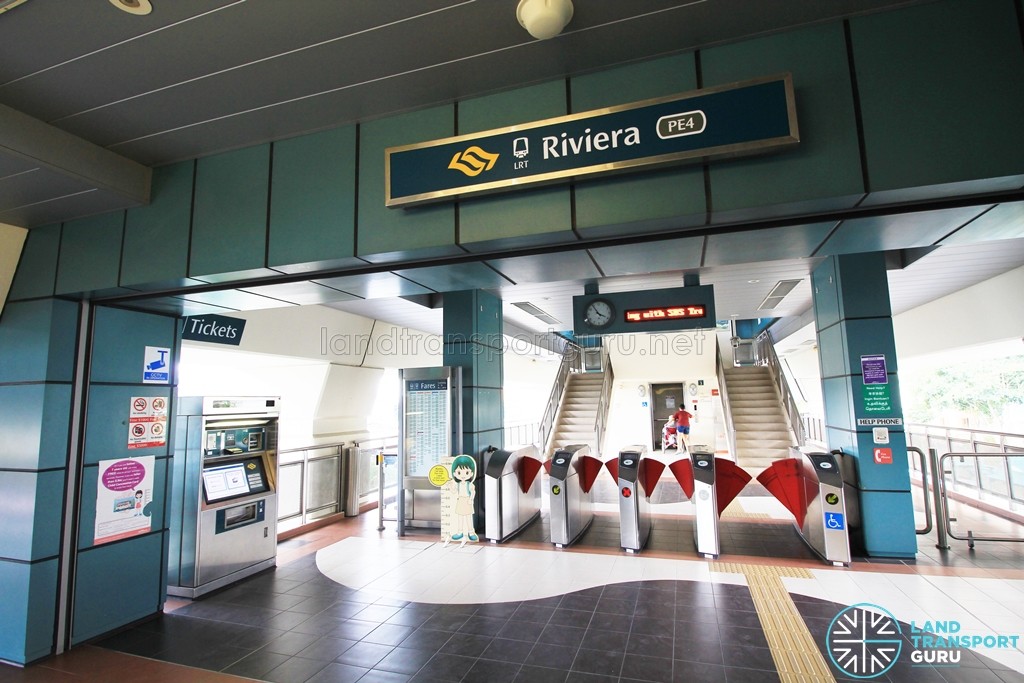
[650,383,685,450]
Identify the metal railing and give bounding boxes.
[594,345,614,458]
[715,343,738,459]
[537,340,582,456]
[907,423,1024,459]
[907,446,932,535]
[504,421,540,450]
[753,331,805,446]
[801,414,826,447]
[277,442,347,533]
[933,451,1024,548]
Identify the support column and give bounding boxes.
[442,290,504,458]
[811,253,916,558]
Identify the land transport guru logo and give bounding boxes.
[827,602,1021,678]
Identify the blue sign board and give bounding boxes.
[861,354,888,385]
[386,74,798,207]
[825,512,845,531]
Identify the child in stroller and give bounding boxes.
[662,416,678,450]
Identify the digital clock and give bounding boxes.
[624,305,706,323]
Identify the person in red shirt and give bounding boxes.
[671,407,693,448]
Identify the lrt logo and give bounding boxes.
[827,603,902,678]
[448,146,499,177]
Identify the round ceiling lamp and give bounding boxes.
[109,0,152,15]
[516,0,573,40]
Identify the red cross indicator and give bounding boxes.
[873,447,893,464]
[622,487,632,498]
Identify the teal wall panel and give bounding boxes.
[702,23,864,218]
[0,299,78,384]
[358,106,458,263]
[851,0,1024,199]
[269,126,361,273]
[83,385,172,464]
[571,55,706,236]
[91,307,177,384]
[841,318,899,377]
[821,376,854,431]
[71,533,166,645]
[457,81,574,250]
[0,470,64,561]
[7,224,59,301]
[0,558,58,664]
[55,213,124,296]
[0,384,71,470]
[834,253,891,319]
[810,258,840,333]
[857,490,917,558]
[77,458,167,550]
[190,145,273,280]
[816,324,847,380]
[853,430,910,491]
[122,161,195,288]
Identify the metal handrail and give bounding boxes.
[907,423,1024,458]
[936,451,1024,548]
[715,343,738,459]
[754,331,804,446]
[277,441,348,530]
[907,446,932,535]
[537,341,582,456]
[593,345,614,458]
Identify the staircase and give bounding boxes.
[723,366,795,473]
[547,372,604,457]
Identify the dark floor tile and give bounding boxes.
[331,618,380,641]
[995,670,1024,683]
[353,604,402,623]
[715,609,763,630]
[364,623,416,646]
[401,628,454,652]
[595,597,635,616]
[482,637,535,664]
[627,632,673,658]
[631,616,674,637]
[474,602,521,619]
[416,653,476,681]
[571,647,624,677]
[719,643,774,672]
[497,619,544,643]
[294,636,358,662]
[264,610,319,631]
[462,658,521,683]
[334,641,394,668]
[290,613,347,636]
[222,648,292,678]
[459,615,507,637]
[421,612,469,632]
[716,624,768,649]
[550,609,593,628]
[230,624,288,649]
[375,645,437,675]
[440,633,493,657]
[621,652,673,683]
[588,612,633,633]
[721,665,780,683]
[263,630,323,656]
[527,643,578,670]
[321,601,369,620]
[565,670,618,683]
[292,595,346,615]
[633,601,674,620]
[930,667,1007,683]
[261,654,332,683]
[387,609,433,628]
[540,624,586,648]
[358,670,412,683]
[375,597,411,608]
[673,638,723,666]
[94,627,168,658]
[673,660,726,683]
[580,628,628,653]
[305,662,370,683]
[515,664,570,683]
[560,594,600,612]
[511,604,556,623]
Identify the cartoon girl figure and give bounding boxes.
[447,455,477,545]
[133,490,144,516]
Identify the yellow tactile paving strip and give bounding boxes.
[713,562,836,683]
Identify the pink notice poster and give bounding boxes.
[94,456,154,545]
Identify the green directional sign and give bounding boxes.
[386,74,798,207]
[862,384,893,413]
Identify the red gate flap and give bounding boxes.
[543,458,552,475]
[669,458,695,499]
[604,458,619,483]
[640,458,666,496]
[756,458,806,527]
[577,455,604,493]
[713,458,752,517]
[518,454,544,494]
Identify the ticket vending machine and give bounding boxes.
[169,396,280,598]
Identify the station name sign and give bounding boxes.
[385,74,798,207]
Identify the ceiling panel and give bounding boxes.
[313,271,433,299]
[703,223,837,266]
[589,236,704,275]
[817,205,991,256]
[238,281,360,306]
[942,201,1024,245]
[393,262,513,293]
[170,288,294,311]
[488,250,603,285]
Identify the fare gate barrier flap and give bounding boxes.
[667,452,752,558]
[548,444,597,548]
[756,453,851,566]
[484,445,543,544]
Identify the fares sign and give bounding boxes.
[386,74,798,207]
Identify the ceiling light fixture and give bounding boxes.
[109,0,152,15]
[517,0,573,40]
[757,279,802,310]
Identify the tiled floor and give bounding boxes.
[3,481,1024,683]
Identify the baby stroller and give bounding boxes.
[662,417,678,450]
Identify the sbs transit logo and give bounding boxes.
[448,146,499,177]
[827,603,902,678]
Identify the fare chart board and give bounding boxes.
[404,378,451,478]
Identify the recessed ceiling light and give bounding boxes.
[747,279,760,284]
[109,0,152,15]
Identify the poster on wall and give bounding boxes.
[128,396,168,449]
[94,456,154,545]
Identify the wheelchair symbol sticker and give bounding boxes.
[825,512,845,530]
